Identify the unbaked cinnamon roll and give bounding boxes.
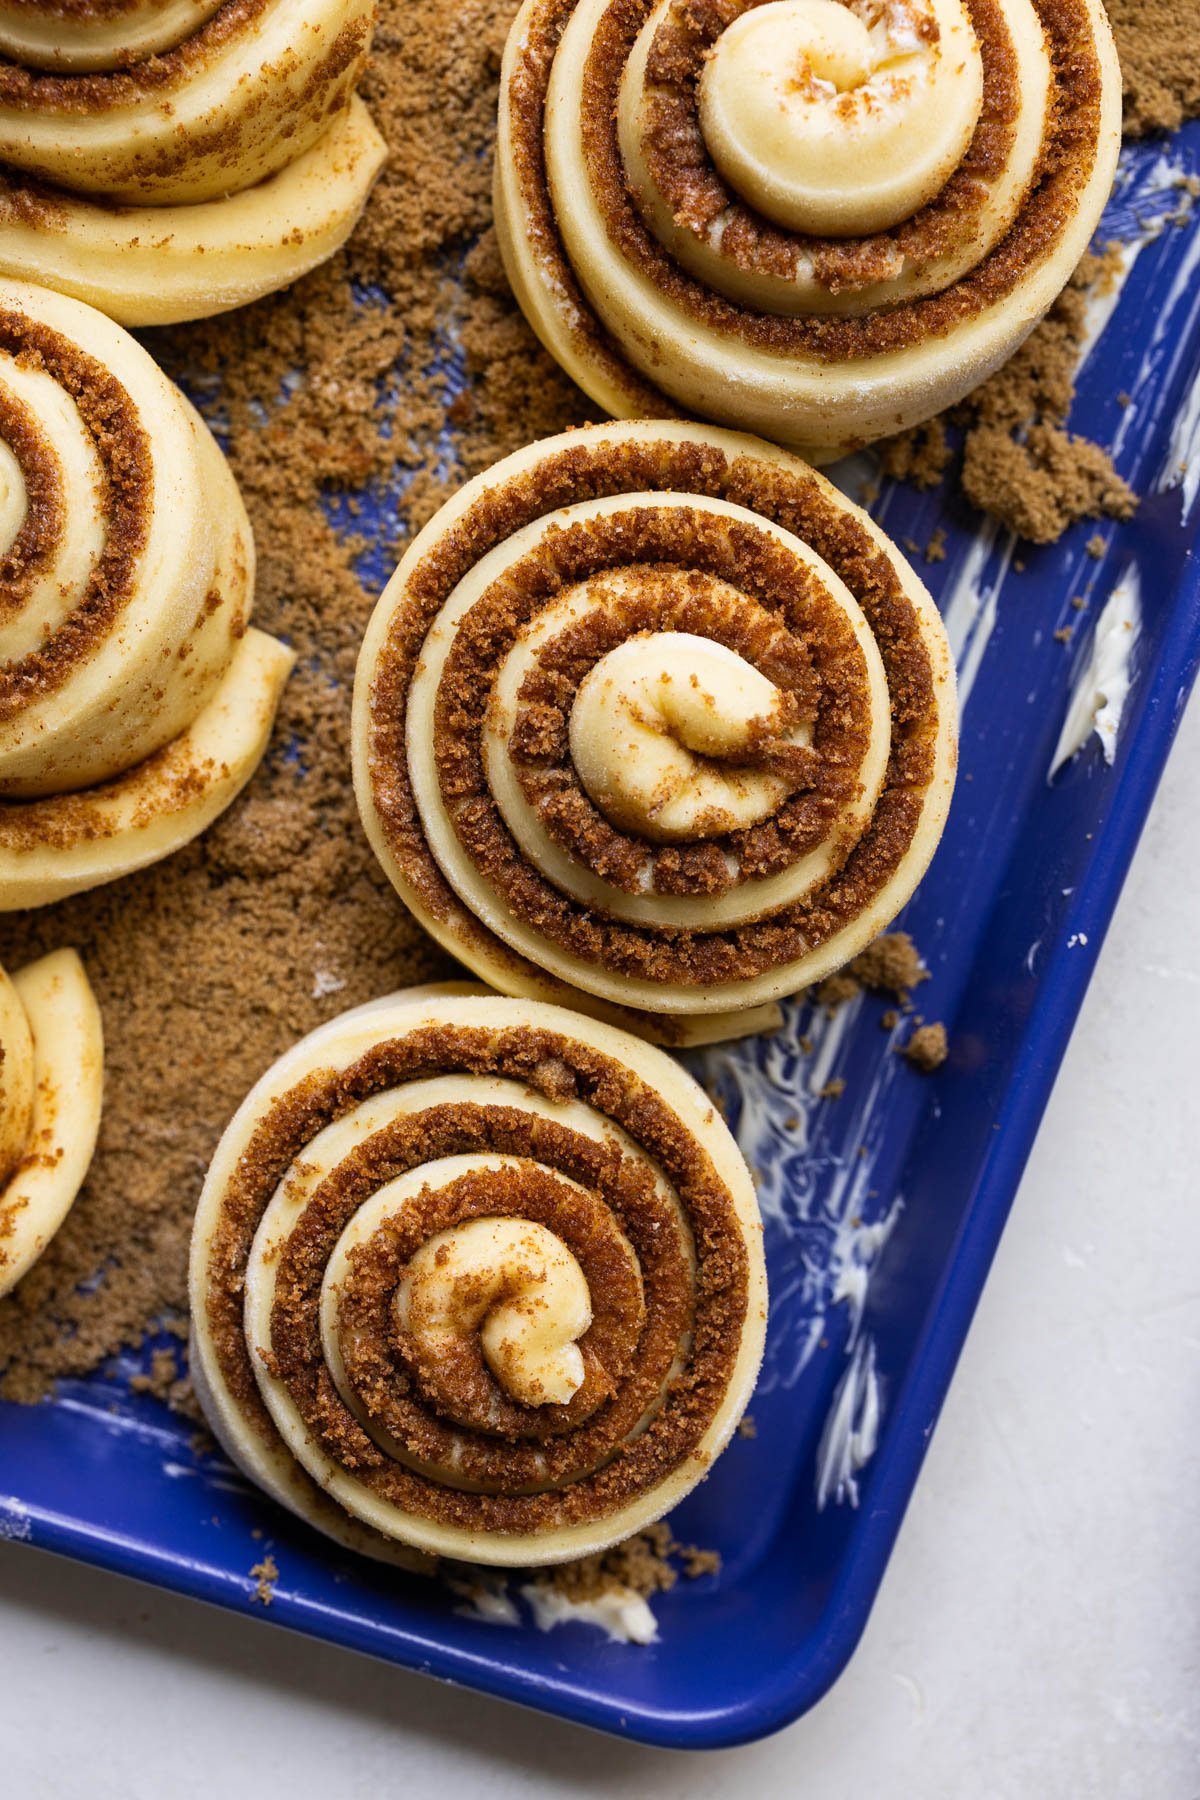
[189,986,766,1566]
[494,0,1122,459]
[0,1,384,324]
[0,948,103,1297]
[353,421,956,1045]
[0,279,294,910]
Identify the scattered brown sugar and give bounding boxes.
[925,528,947,564]
[811,931,930,1017]
[127,1344,205,1423]
[849,932,929,1003]
[736,1414,757,1439]
[903,1023,949,1073]
[249,1553,279,1607]
[879,417,952,490]
[883,250,1139,543]
[1108,1,1200,137]
[818,1078,846,1101]
[961,423,1137,546]
[813,971,860,1014]
[1086,534,1107,558]
[533,1521,720,1607]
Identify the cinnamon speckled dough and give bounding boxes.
[0,950,103,1298]
[0,279,293,908]
[493,0,1123,458]
[189,986,767,1566]
[0,0,385,323]
[353,420,956,1042]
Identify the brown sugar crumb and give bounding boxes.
[810,931,929,1024]
[925,528,947,564]
[961,424,1137,546]
[127,1344,206,1423]
[849,931,929,1004]
[1072,594,1089,611]
[1108,1,1200,137]
[1086,534,1107,559]
[902,1023,949,1073]
[537,1522,721,1607]
[249,1553,279,1607]
[736,1414,757,1439]
[882,251,1139,543]
[880,1008,899,1030]
[878,417,951,490]
[128,1345,182,1403]
[818,1078,846,1101]
[812,972,860,1014]
[1054,625,1074,644]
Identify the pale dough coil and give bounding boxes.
[494,0,1122,459]
[188,985,767,1567]
[0,948,103,1298]
[0,1,385,324]
[0,278,294,910]
[353,420,956,1045]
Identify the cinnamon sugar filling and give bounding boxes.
[511,0,1105,362]
[0,0,273,104]
[368,436,936,990]
[346,1162,648,1446]
[506,567,828,897]
[0,1,371,191]
[0,383,66,623]
[312,1146,682,1491]
[631,0,1021,298]
[473,516,871,893]
[0,309,150,730]
[204,1023,750,1533]
[506,0,674,413]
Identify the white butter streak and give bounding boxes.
[1156,220,1200,517]
[689,992,905,1395]
[449,1573,522,1627]
[815,1338,880,1510]
[521,1580,659,1644]
[1049,570,1142,778]
[447,1571,659,1646]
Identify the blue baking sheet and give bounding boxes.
[1,123,1199,1750]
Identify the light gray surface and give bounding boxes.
[2,697,1197,1799]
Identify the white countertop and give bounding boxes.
[2,697,1197,1799]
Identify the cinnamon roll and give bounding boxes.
[353,421,956,1045]
[494,0,1122,459]
[0,948,103,1298]
[188,986,767,1565]
[0,1,384,324]
[0,279,294,910]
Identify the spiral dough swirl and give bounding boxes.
[0,278,294,910]
[188,987,767,1566]
[0,949,103,1298]
[0,1,385,324]
[353,421,956,1045]
[494,0,1122,458]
